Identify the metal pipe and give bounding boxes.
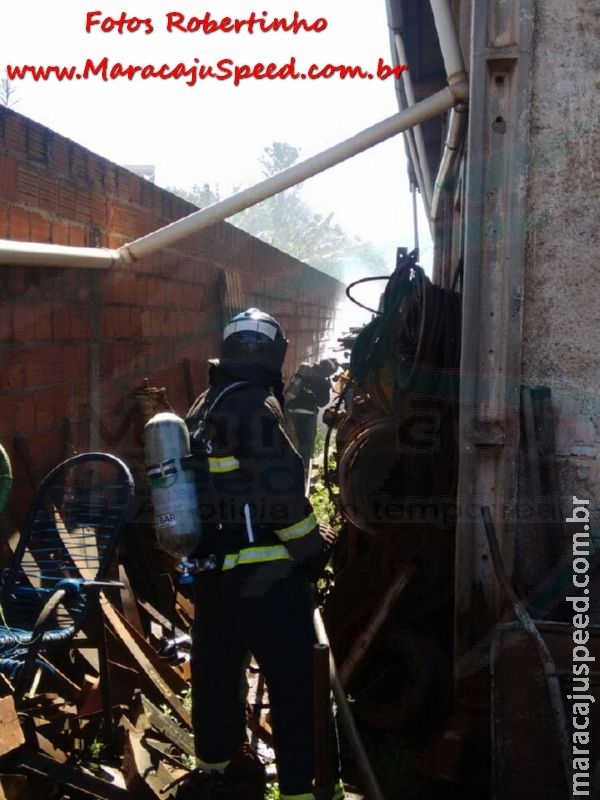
[338,561,416,689]
[481,507,574,800]
[0,239,119,269]
[430,104,468,224]
[313,643,334,800]
[119,82,467,264]
[429,0,467,84]
[393,32,433,213]
[313,608,387,800]
[0,81,466,270]
[412,185,420,252]
[428,0,469,276]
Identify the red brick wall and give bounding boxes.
[0,107,343,524]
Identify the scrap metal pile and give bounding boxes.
[0,521,277,800]
[0,249,465,798]
[0,403,279,800]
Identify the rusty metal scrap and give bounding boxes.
[6,747,132,800]
[0,581,281,800]
[101,599,191,728]
[0,698,25,758]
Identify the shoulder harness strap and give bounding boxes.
[190,381,250,452]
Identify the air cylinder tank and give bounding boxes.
[144,411,202,560]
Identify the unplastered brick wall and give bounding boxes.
[0,107,344,525]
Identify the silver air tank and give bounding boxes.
[144,411,202,561]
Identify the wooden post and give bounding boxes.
[338,561,415,689]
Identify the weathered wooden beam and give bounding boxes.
[10,747,132,800]
[0,698,25,758]
[102,600,191,728]
[121,728,163,800]
[0,775,28,800]
[338,561,416,688]
[139,695,195,759]
[137,600,188,642]
[118,564,145,636]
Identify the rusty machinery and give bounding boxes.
[321,249,461,746]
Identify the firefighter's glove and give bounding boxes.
[302,522,337,584]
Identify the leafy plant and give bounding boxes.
[181,753,198,770]
[264,783,280,800]
[88,738,105,762]
[168,142,385,282]
[310,427,339,528]
[181,686,192,712]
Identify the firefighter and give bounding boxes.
[284,358,339,480]
[181,308,344,800]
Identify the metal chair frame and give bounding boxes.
[0,452,134,713]
[0,443,12,517]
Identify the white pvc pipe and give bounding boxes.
[429,0,467,84]
[428,0,469,228]
[430,104,468,223]
[0,239,118,269]
[0,81,466,269]
[119,82,467,264]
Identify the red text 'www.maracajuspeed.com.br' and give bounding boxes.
[6,57,407,87]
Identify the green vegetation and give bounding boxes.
[310,427,339,528]
[264,783,280,800]
[181,686,193,712]
[88,738,105,762]
[169,142,385,283]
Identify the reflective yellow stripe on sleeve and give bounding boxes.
[207,454,240,473]
[222,545,292,571]
[275,512,317,542]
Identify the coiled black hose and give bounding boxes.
[333,253,462,531]
[348,256,460,410]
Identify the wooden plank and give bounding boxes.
[76,660,139,718]
[101,600,191,728]
[338,561,415,688]
[0,697,25,757]
[118,564,145,636]
[175,592,194,625]
[0,776,28,800]
[140,695,195,758]
[13,747,132,800]
[137,600,188,641]
[121,729,162,800]
[144,737,189,771]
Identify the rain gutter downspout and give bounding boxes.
[430,105,468,226]
[429,0,469,228]
[429,0,468,86]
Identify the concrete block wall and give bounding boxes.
[0,107,344,525]
[521,0,600,560]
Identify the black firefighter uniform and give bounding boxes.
[185,369,344,800]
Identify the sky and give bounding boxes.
[2,1,433,332]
